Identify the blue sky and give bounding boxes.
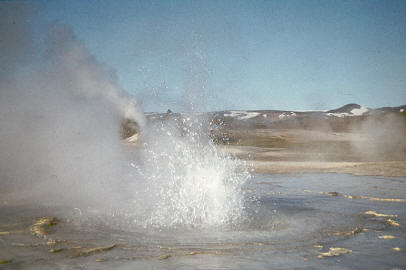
[38,0,406,112]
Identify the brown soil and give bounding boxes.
[219,128,406,177]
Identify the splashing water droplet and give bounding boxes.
[130,115,250,229]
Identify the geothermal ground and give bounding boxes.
[1,104,406,269]
[146,103,406,177]
[220,128,406,177]
[1,173,405,269]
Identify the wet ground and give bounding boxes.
[1,173,405,269]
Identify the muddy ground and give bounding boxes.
[219,128,406,177]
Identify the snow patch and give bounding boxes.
[224,111,260,120]
[278,112,297,120]
[327,113,347,118]
[327,106,368,118]
[350,106,369,116]
[240,112,260,120]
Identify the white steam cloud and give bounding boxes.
[0,4,144,208]
[0,4,249,228]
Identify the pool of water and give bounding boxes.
[1,173,405,269]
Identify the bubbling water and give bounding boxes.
[129,115,250,229]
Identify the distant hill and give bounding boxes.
[122,104,406,139]
[327,103,363,113]
[123,104,406,162]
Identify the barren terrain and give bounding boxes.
[125,104,406,177]
[218,127,406,177]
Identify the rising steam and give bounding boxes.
[0,4,249,228]
[0,5,144,207]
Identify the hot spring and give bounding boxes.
[1,110,405,269]
[1,171,406,269]
[1,5,405,269]
[97,112,250,231]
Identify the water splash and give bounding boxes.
[0,4,249,230]
[130,115,250,229]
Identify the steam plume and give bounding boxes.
[0,4,144,208]
[0,4,249,228]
